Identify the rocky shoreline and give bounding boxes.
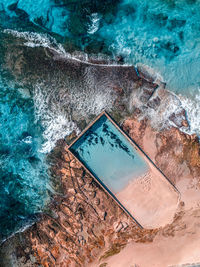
[0,40,200,266]
[1,100,199,266]
[0,139,158,266]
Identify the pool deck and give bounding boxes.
[67,110,180,229]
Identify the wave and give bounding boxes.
[33,83,79,153]
[3,29,67,55]
[3,28,130,67]
[132,65,200,137]
[4,29,200,154]
[87,13,101,35]
[180,89,200,136]
[33,79,116,153]
[0,218,36,246]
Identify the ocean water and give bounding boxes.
[70,114,148,194]
[1,0,200,95]
[0,73,52,241]
[0,0,199,241]
[99,0,200,95]
[0,0,199,127]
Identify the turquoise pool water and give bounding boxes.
[70,114,149,194]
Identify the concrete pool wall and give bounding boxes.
[68,111,180,228]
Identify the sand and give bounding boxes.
[101,207,200,267]
[116,165,180,229]
[95,118,200,267]
[97,165,200,267]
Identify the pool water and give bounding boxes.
[70,114,149,194]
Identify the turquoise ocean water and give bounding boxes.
[0,0,199,241]
[1,0,200,95]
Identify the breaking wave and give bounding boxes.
[33,77,116,153]
[132,65,200,136]
[33,83,79,153]
[1,0,200,243]
[180,89,200,136]
[5,28,200,150]
[3,29,67,55]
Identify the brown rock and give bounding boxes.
[1,108,199,267]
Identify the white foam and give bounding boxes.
[87,13,101,35]
[70,67,116,117]
[4,29,199,150]
[32,68,117,153]
[130,62,200,136]
[22,136,33,144]
[3,29,67,55]
[0,219,36,246]
[147,93,183,130]
[136,63,165,84]
[33,84,79,154]
[180,89,200,136]
[3,29,131,67]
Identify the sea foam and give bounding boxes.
[4,29,200,153]
[180,89,200,137]
[3,29,67,56]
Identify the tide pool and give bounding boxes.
[69,114,149,194]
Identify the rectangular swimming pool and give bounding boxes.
[68,112,179,228]
[69,113,149,194]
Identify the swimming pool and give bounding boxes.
[69,111,179,228]
[69,112,149,194]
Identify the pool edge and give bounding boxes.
[67,110,181,228]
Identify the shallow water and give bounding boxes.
[70,115,148,194]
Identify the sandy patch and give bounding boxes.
[101,208,200,267]
[116,165,180,228]
[176,177,200,210]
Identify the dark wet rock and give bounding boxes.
[0,30,199,267]
[65,130,77,145]
[169,109,189,129]
[137,67,155,83]
[76,119,87,132]
[1,32,143,127]
[147,96,161,110]
[116,55,124,64]
[139,82,158,103]
[112,86,124,96]
[0,145,159,266]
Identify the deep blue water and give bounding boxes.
[70,115,148,194]
[0,0,199,241]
